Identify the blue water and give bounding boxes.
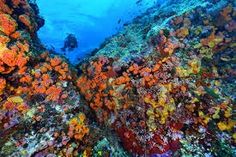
[37,0,161,63]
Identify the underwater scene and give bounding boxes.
[0,0,235,156]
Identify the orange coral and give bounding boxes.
[2,96,28,113]
[0,40,29,74]
[128,63,140,75]
[68,113,89,141]
[46,85,62,101]
[0,1,76,127]
[77,58,120,113]
[156,31,179,56]
[19,14,33,31]
[50,57,62,67]
[18,66,27,75]
[0,34,10,44]
[34,85,46,94]
[34,71,41,78]
[175,27,189,38]
[152,63,161,72]
[15,53,73,102]
[16,53,28,68]
[2,101,15,110]
[42,74,52,87]
[162,40,179,56]
[0,0,12,14]
[220,4,233,21]
[0,13,17,35]
[200,29,224,48]
[19,74,32,83]
[11,0,21,7]
[1,49,18,67]
[115,75,130,85]
[0,77,6,94]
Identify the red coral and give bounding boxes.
[116,126,145,155]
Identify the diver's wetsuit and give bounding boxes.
[61,34,78,52]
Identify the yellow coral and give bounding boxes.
[212,107,220,119]
[217,122,228,131]
[217,120,235,131]
[145,84,176,129]
[233,133,236,143]
[224,107,232,118]
[176,59,201,77]
[68,113,89,141]
[7,96,24,103]
[188,59,201,74]
[175,67,189,77]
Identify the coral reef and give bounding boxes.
[0,0,235,156]
[76,0,236,156]
[0,1,94,156]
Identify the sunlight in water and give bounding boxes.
[37,0,159,63]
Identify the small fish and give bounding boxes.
[220,56,231,62]
[136,0,142,5]
[117,19,121,24]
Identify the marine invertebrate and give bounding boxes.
[0,77,6,95]
[67,113,89,140]
[45,85,62,101]
[175,27,189,38]
[19,14,33,31]
[0,13,17,35]
[200,29,224,48]
[50,57,62,67]
[155,30,180,56]
[0,40,29,75]
[0,0,12,14]
[220,4,233,21]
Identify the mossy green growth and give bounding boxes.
[199,47,213,59]
[204,87,220,99]
[211,139,235,157]
[0,141,16,156]
[194,26,202,35]
[91,138,129,157]
[179,137,206,157]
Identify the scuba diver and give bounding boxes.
[61,34,78,52]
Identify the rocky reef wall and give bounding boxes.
[77,0,236,156]
[0,0,235,156]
